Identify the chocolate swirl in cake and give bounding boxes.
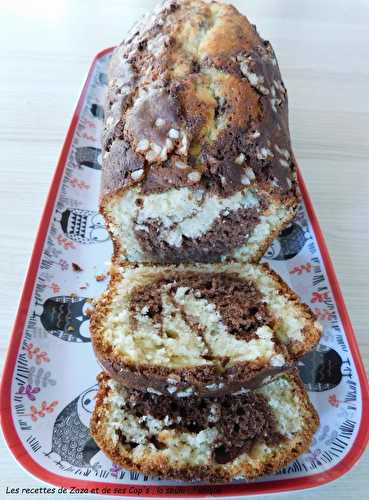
[121,387,283,464]
[100,0,299,265]
[130,272,273,342]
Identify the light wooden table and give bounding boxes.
[0,1,368,498]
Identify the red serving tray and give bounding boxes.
[1,48,368,497]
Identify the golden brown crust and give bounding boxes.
[248,201,298,263]
[258,263,322,357]
[90,263,321,396]
[90,370,319,482]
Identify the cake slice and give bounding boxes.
[100,0,299,265]
[90,263,321,397]
[90,371,319,482]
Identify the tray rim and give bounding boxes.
[0,47,368,498]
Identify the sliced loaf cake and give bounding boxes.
[91,263,321,397]
[101,0,299,265]
[90,371,319,482]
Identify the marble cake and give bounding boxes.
[90,263,322,397]
[100,0,299,265]
[91,371,319,482]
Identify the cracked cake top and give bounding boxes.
[101,0,296,201]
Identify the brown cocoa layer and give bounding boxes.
[91,370,320,482]
[118,386,283,464]
[130,272,272,340]
[134,202,267,264]
[94,343,291,398]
